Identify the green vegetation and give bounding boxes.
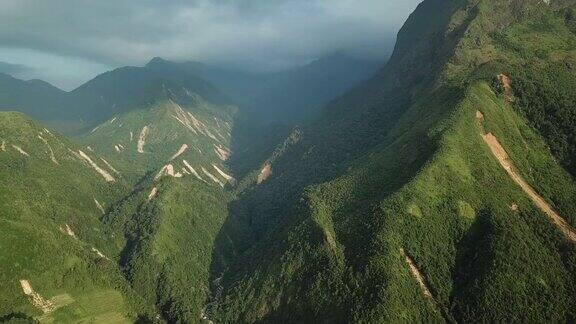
[213,80,576,323]
[80,88,234,182]
[506,64,576,176]
[3,0,576,323]
[0,56,232,136]
[0,60,237,322]
[209,0,576,322]
[0,112,151,322]
[104,175,231,322]
[0,75,77,132]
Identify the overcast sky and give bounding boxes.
[0,0,422,90]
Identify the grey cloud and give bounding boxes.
[0,61,31,76]
[0,0,422,87]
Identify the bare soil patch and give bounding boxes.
[78,150,116,182]
[171,144,188,160]
[137,126,150,153]
[257,164,272,184]
[19,280,55,313]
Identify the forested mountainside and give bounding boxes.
[0,74,70,129]
[79,80,237,322]
[0,53,381,136]
[69,63,231,130]
[0,112,150,323]
[208,0,576,322]
[0,63,238,321]
[2,0,576,323]
[79,82,235,182]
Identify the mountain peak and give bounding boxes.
[146,56,171,67]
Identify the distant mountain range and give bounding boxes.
[0,52,382,134]
[161,53,383,123]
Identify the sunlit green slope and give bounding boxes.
[80,83,236,184]
[0,112,151,323]
[75,80,237,322]
[0,74,238,324]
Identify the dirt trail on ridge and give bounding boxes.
[482,132,576,243]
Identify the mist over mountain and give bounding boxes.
[0,62,30,76]
[147,53,384,123]
[2,0,576,323]
[0,0,420,89]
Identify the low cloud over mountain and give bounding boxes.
[0,0,421,89]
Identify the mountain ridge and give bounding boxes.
[206,0,576,322]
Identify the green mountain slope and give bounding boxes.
[0,58,233,136]
[3,0,576,323]
[76,81,237,321]
[103,172,231,323]
[209,0,576,322]
[68,62,230,129]
[80,82,236,183]
[0,112,152,322]
[0,76,238,323]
